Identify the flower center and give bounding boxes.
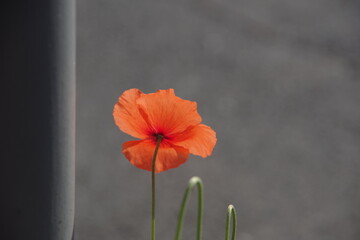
[154,133,164,138]
[151,133,165,142]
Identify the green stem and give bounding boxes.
[174,176,204,240]
[152,135,163,240]
[224,205,237,240]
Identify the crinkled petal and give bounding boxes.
[136,89,202,136]
[170,124,216,158]
[122,139,190,173]
[113,89,151,139]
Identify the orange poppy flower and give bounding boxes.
[113,88,217,173]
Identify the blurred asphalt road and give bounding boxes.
[76,0,360,239]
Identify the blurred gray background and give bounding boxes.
[76,0,360,239]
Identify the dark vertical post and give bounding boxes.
[1,1,75,240]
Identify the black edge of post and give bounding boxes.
[1,1,75,240]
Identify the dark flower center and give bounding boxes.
[153,133,164,138]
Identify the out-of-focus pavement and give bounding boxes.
[76,0,360,239]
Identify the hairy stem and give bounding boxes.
[151,135,163,240]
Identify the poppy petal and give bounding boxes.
[113,89,150,139]
[170,124,217,158]
[122,139,190,173]
[136,89,202,136]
